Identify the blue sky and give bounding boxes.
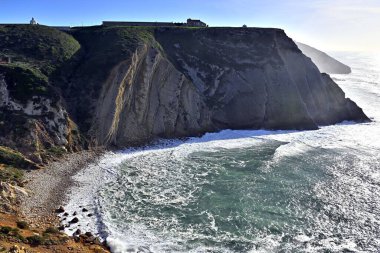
[1,0,379,51]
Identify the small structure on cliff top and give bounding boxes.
[187,19,207,27]
[30,17,37,25]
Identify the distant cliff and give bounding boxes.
[0,25,369,160]
[296,42,351,74]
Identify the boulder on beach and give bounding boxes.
[73,229,81,236]
[69,217,79,224]
[55,206,65,213]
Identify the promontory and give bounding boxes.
[0,25,369,162]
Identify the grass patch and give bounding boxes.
[0,64,49,103]
[27,235,44,246]
[0,226,12,234]
[0,165,24,185]
[44,227,59,234]
[0,226,25,243]
[44,146,67,157]
[0,146,35,169]
[0,24,80,75]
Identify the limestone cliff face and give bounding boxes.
[87,28,368,147]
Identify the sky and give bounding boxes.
[1,0,379,52]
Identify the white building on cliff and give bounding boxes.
[30,17,37,25]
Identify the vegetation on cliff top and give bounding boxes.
[67,26,155,83]
[0,64,50,103]
[0,25,80,107]
[0,25,80,75]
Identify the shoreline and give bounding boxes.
[20,150,103,229]
[0,149,111,252]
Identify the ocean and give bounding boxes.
[62,52,380,253]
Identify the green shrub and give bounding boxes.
[11,227,19,233]
[0,146,36,170]
[0,226,12,234]
[44,227,59,234]
[0,146,27,167]
[27,235,44,246]
[16,220,29,229]
[45,146,66,157]
[0,165,24,185]
[8,228,26,242]
[0,24,80,71]
[0,64,49,103]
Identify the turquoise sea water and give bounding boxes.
[63,53,380,253]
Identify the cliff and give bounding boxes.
[296,42,352,74]
[0,25,82,164]
[1,25,369,154]
[60,26,367,147]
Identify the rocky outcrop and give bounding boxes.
[296,42,351,74]
[0,72,80,163]
[0,181,29,213]
[86,28,368,146]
